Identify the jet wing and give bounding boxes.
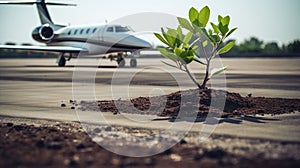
[0,45,88,53]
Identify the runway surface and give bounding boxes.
[0,58,300,142]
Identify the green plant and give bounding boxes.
[154,6,237,89]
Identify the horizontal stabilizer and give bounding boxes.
[0,1,76,6]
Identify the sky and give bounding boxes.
[0,0,299,46]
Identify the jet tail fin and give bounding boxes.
[0,0,76,26]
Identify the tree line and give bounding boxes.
[224,37,300,55]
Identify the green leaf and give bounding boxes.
[157,47,178,62]
[210,22,220,34]
[175,26,183,47]
[177,26,183,41]
[211,34,221,43]
[225,27,237,38]
[218,23,229,36]
[198,6,210,27]
[162,28,176,48]
[209,66,227,78]
[186,56,194,64]
[217,41,235,55]
[167,28,181,47]
[183,32,193,44]
[177,17,194,32]
[192,45,198,50]
[167,28,178,38]
[154,33,169,46]
[179,55,194,64]
[193,56,206,65]
[174,47,194,64]
[189,7,198,23]
[189,7,201,27]
[221,16,230,26]
[202,40,208,47]
[192,20,201,28]
[161,60,179,69]
[208,29,213,36]
[174,47,184,57]
[161,28,171,47]
[218,15,223,23]
[187,48,194,57]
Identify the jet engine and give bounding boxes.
[32,24,54,42]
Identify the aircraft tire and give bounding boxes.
[130,58,137,67]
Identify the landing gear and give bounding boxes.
[118,58,125,67]
[117,53,125,67]
[108,52,138,68]
[130,58,137,67]
[57,53,66,67]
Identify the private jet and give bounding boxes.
[0,0,152,67]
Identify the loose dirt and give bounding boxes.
[1,117,299,168]
[91,89,300,118]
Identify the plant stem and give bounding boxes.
[200,38,223,89]
[201,61,210,89]
[183,64,201,89]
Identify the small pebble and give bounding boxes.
[180,139,187,144]
[104,126,112,132]
[93,128,101,133]
[6,123,13,127]
[170,154,182,162]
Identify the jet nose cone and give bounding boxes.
[121,35,152,49]
[139,39,152,48]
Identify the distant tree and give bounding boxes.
[238,37,263,53]
[286,40,300,53]
[5,42,16,45]
[263,42,282,54]
[21,43,33,46]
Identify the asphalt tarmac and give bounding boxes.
[0,57,300,142]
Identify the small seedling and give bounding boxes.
[154,6,237,89]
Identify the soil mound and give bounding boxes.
[95,89,300,118]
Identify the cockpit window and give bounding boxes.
[107,27,114,32]
[115,26,132,32]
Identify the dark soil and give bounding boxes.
[1,121,299,168]
[96,89,300,118]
